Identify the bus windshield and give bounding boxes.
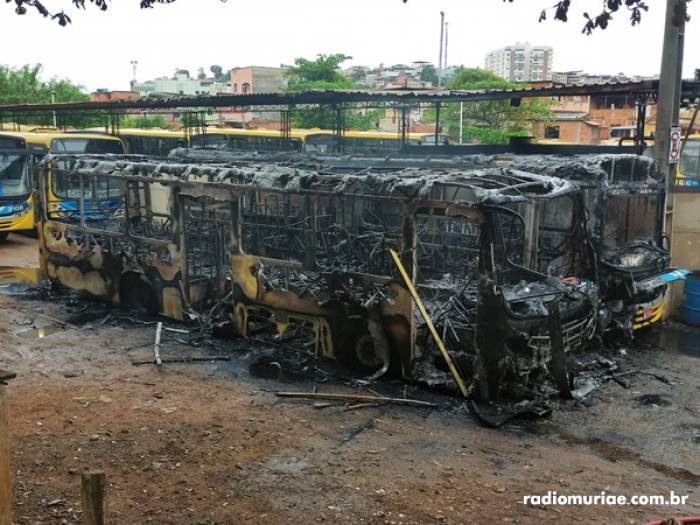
[51,138,124,154]
[52,172,126,201]
[0,153,30,198]
[602,194,660,251]
[680,140,700,180]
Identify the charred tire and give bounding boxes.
[119,272,159,315]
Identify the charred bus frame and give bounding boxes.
[36,155,597,396]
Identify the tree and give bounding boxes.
[422,68,553,144]
[210,65,224,81]
[7,0,179,26]
[286,53,353,91]
[419,65,438,86]
[0,64,100,127]
[197,68,207,80]
[8,0,686,31]
[286,54,361,129]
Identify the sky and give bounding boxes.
[1,0,698,92]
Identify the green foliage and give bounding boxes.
[422,67,553,144]
[0,64,102,127]
[286,54,384,130]
[286,54,352,90]
[419,65,438,85]
[120,115,168,129]
[291,107,384,131]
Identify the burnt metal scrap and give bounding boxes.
[35,153,600,403]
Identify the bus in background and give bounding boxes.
[73,128,187,157]
[676,134,700,189]
[189,128,451,155]
[303,130,450,155]
[1,131,126,239]
[190,128,314,152]
[41,133,126,222]
[0,134,34,241]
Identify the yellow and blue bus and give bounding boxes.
[42,132,126,222]
[0,134,34,240]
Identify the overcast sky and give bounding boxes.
[1,0,698,92]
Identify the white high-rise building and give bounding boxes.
[485,42,553,82]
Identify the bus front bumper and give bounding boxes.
[0,204,34,233]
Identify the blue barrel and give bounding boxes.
[681,271,700,326]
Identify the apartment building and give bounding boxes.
[485,43,553,82]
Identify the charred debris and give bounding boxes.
[30,151,669,421]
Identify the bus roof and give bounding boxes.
[196,128,321,140]
[0,131,124,148]
[196,128,448,142]
[44,154,576,207]
[78,127,186,138]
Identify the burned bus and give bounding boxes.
[36,154,597,396]
[509,154,669,335]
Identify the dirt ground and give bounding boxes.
[0,233,698,524]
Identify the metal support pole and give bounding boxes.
[459,101,464,144]
[635,96,647,154]
[0,370,17,525]
[434,102,441,148]
[398,105,409,152]
[333,104,345,154]
[281,106,291,151]
[655,0,687,195]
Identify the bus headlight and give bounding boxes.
[12,202,29,215]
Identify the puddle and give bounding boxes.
[0,266,44,295]
[638,324,700,358]
[15,326,63,339]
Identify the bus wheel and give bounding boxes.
[0,232,7,243]
[354,320,390,380]
[119,272,158,315]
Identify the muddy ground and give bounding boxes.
[0,232,698,524]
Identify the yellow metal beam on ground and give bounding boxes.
[389,249,470,399]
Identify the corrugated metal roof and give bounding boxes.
[0,80,698,114]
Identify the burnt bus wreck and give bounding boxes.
[36,155,598,398]
[509,154,669,335]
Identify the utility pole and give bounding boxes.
[655,0,686,196]
[438,11,445,88]
[130,60,138,88]
[444,22,449,76]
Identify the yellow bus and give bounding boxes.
[190,128,313,152]
[677,134,700,189]
[75,127,187,157]
[0,134,34,240]
[0,131,125,238]
[190,128,450,155]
